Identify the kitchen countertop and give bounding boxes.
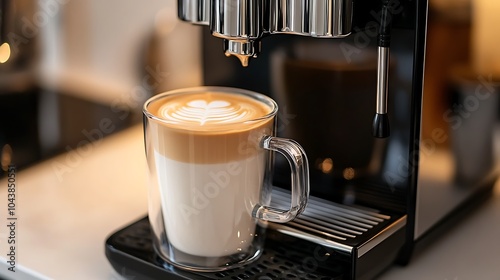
[0,124,499,280]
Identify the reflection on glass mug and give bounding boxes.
[143,86,310,271]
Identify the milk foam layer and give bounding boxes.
[149,91,272,131]
[155,151,265,257]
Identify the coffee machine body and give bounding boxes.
[199,0,498,256]
[105,0,499,279]
[196,0,427,276]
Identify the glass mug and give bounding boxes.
[143,86,309,272]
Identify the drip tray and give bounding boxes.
[269,188,406,259]
[105,189,406,280]
[106,217,346,280]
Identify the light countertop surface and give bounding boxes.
[0,125,499,280]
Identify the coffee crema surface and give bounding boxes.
[147,91,275,164]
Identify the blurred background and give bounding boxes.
[0,0,203,175]
[0,0,498,176]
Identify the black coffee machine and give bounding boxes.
[106,0,499,279]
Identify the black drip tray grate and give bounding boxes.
[269,188,395,250]
[106,217,347,280]
[210,249,340,280]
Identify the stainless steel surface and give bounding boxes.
[211,0,263,64]
[178,0,210,25]
[223,39,261,67]
[268,0,352,38]
[178,0,352,64]
[269,188,398,257]
[357,215,406,257]
[211,0,263,40]
[376,46,390,114]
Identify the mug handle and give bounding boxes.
[253,136,310,223]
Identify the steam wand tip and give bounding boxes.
[372,113,390,138]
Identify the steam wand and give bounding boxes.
[372,0,392,138]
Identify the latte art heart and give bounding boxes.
[156,93,269,127]
[162,99,248,125]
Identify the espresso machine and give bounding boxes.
[106,0,499,279]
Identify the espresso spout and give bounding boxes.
[177,0,353,66]
[223,39,261,67]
